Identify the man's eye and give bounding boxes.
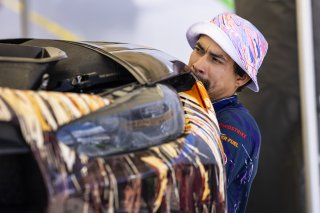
[194,46,203,54]
[211,57,222,63]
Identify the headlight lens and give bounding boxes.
[56,84,184,157]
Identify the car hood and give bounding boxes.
[0,39,187,90]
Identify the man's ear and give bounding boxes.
[236,73,251,87]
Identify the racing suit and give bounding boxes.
[213,95,261,213]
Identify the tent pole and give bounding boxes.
[296,0,320,212]
[20,0,29,37]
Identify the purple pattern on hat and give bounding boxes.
[211,13,268,88]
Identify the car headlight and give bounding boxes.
[56,84,184,157]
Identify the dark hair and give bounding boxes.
[234,63,252,92]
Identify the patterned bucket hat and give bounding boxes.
[186,12,268,92]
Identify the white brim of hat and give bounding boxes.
[186,21,259,92]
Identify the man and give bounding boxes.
[186,12,268,212]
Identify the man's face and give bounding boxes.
[188,35,240,101]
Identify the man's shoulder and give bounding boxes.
[217,103,261,149]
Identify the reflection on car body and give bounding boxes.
[0,39,226,213]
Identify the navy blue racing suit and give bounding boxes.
[213,95,261,213]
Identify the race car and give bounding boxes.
[0,39,226,213]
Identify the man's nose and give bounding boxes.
[192,55,208,75]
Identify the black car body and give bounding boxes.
[0,39,226,213]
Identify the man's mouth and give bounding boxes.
[194,73,210,91]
